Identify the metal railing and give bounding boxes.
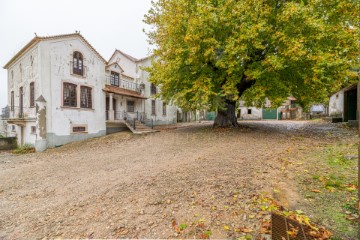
[105,110,146,122]
[105,75,141,92]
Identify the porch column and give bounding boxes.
[109,93,115,120]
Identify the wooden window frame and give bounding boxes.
[127,100,135,113]
[71,124,88,134]
[150,83,157,95]
[73,51,84,76]
[30,82,35,108]
[31,126,36,134]
[80,86,92,109]
[63,83,77,107]
[110,71,120,87]
[151,100,156,115]
[162,102,167,116]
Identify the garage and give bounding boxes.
[262,108,277,120]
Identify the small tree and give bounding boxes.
[145,0,359,127]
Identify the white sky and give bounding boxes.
[0,0,153,109]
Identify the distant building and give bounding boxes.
[329,83,357,125]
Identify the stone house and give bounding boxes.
[3,33,177,151]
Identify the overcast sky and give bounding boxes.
[0,0,153,109]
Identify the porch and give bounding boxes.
[103,78,156,134]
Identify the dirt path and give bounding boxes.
[0,120,357,239]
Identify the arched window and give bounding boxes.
[63,83,77,107]
[30,82,35,107]
[73,51,83,76]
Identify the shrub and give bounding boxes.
[12,143,35,154]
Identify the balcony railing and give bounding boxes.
[8,106,36,119]
[106,110,146,122]
[105,75,141,92]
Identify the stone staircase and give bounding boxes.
[124,119,158,134]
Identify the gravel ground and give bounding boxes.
[0,120,357,239]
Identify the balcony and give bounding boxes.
[7,107,36,125]
[105,75,141,93]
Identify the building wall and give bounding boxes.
[329,90,344,118]
[239,107,262,120]
[38,38,106,147]
[139,58,177,125]
[7,46,40,146]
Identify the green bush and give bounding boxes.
[12,143,35,154]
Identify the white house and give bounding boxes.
[104,50,177,134]
[4,33,108,151]
[3,33,178,151]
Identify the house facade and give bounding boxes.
[238,97,302,120]
[329,83,358,125]
[4,33,108,151]
[3,33,177,151]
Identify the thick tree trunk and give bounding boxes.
[213,99,238,127]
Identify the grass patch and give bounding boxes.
[297,142,358,239]
[12,144,35,154]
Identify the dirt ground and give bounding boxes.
[0,120,358,239]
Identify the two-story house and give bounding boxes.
[3,33,178,151]
[4,33,107,151]
[104,50,177,134]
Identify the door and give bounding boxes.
[262,108,277,120]
[344,88,357,121]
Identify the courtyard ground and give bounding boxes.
[0,120,358,239]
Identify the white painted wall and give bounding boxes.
[329,90,344,117]
[39,37,106,140]
[239,107,262,120]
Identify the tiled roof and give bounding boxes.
[103,85,147,99]
[3,33,107,69]
[108,49,153,63]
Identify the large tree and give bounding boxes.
[144,0,359,127]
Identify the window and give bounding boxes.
[10,91,14,111]
[151,100,156,115]
[63,83,77,107]
[80,86,92,108]
[247,109,252,114]
[110,71,120,87]
[127,101,135,112]
[31,126,36,134]
[72,126,86,133]
[12,125,15,131]
[73,51,84,76]
[19,87,23,117]
[30,82,35,107]
[150,83,157,95]
[162,102,167,116]
[11,70,14,79]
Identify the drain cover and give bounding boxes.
[271,212,308,240]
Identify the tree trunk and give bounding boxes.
[213,99,238,127]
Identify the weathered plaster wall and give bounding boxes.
[39,37,106,147]
[139,58,177,125]
[329,90,344,117]
[239,107,262,120]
